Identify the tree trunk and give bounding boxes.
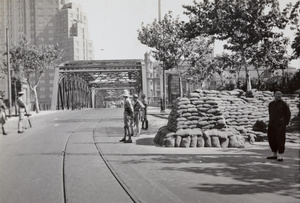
[33,86,40,113]
[256,68,260,90]
[179,73,183,97]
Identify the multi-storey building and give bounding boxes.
[0,0,94,111]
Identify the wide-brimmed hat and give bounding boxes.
[18,91,25,95]
[122,90,131,97]
[133,94,138,98]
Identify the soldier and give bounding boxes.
[141,94,148,130]
[17,91,27,133]
[267,90,291,162]
[0,96,7,135]
[132,94,144,137]
[119,90,134,143]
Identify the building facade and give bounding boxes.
[0,0,94,111]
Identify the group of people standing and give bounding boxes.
[0,91,29,135]
[120,90,148,143]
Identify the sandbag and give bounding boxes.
[165,136,175,147]
[180,136,191,148]
[190,135,197,147]
[220,137,229,148]
[228,135,239,148]
[204,136,212,147]
[175,135,182,147]
[211,136,221,148]
[197,136,205,147]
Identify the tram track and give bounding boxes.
[61,115,140,203]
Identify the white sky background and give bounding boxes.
[70,0,299,68]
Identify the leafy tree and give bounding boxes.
[284,0,300,59]
[138,12,187,96]
[9,37,63,113]
[138,12,213,96]
[183,0,293,89]
[184,37,215,88]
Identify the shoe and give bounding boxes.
[3,133,7,135]
[266,156,277,159]
[277,157,283,162]
[124,140,132,143]
[18,131,24,134]
[119,138,126,142]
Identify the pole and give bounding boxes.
[6,28,12,116]
[158,0,166,113]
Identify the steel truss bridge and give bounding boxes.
[51,60,146,110]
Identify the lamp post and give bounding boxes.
[6,28,12,116]
[158,0,166,113]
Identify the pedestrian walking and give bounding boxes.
[0,96,7,135]
[267,90,291,162]
[17,91,27,133]
[132,94,145,137]
[120,90,134,143]
[141,94,148,130]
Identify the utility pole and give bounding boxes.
[6,28,12,116]
[158,0,166,113]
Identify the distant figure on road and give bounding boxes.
[0,96,7,135]
[120,90,133,143]
[141,94,148,130]
[267,90,291,162]
[132,94,144,137]
[17,91,27,133]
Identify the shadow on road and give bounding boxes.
[116,147,300,198]
[135,138,156,146]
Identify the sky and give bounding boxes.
[70,0,299,68]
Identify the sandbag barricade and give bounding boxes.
[154,89,300,148]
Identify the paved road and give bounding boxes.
[0,108,299,203]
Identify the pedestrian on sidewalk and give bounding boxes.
[17,91,27,133]
[120,90,134,143]
[132,94,144,137]
[141,94,148,130]
[267,90,291,162]
[0,96,7,135]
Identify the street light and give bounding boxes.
[6,28,12,116]
[158,0,166,113]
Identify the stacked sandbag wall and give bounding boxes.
[154,89,299,148]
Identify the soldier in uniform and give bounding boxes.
[119,90,134,143]
[132,94,144,137]
[17,91,27,133]
[267,90,291,162]
[141,94,148,130]
[0,96,7,135]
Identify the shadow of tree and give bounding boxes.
[115,147,300,198]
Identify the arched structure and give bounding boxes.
[51,60,146,110]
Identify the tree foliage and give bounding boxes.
[183,0,297,89]
[138,12,188,71]
[138,12,214,95]
[9,37,63,112]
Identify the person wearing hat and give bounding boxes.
[132,93,145,137]
[17,91,27,133]
[0,96,7,135]
[120,89,134,143]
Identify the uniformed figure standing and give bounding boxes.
[267,90,291,162]
[17,91,27,133]
[132,94,145,137]
[141,94,148,130]
[120,90,134,143]
[0,96,7,135]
